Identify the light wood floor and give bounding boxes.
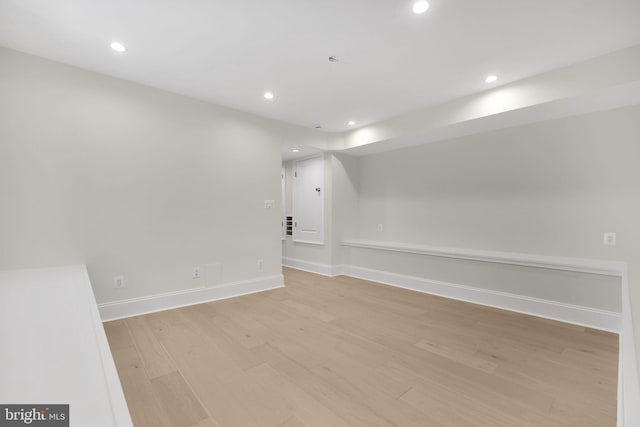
[105,267,618,427]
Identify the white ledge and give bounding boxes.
[341,239,625,277]
[0,265,132,427]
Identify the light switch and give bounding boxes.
[603,232,616,246]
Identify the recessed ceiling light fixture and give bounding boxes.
[485,75,498,83]
[264,92,275,100]
[292,149,300,153]
[110,42,127,53]
[348,121,356,126]
[413,1,430,14]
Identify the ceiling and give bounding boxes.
[1,0,639,132]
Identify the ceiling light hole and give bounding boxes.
[264,92,275,100]
[485,75,498,83]
[348,121,356,126]
[413,1,430,14]
[292,149,300,153]
[328,56,338,63]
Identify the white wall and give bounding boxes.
[330,153,359,266]
[0,47,319,303]
[351,103,640,326]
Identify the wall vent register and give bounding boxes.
[286,216,293,236]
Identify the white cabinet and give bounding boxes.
[293,155,324,244]
[281,165,286,240]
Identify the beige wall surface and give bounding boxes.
[0,47,318,303]
[357,106,640,259]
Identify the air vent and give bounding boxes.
[286,216,293,236]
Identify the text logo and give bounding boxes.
[0,405,68,426]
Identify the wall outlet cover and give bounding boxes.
[113,276,124,288]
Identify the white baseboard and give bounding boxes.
[282,257,344,277]
[98,274,284,322]
[343,265,621,333]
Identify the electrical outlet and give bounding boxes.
[603,232,617,246]
[113,276,124,289]
[192,267,201,279]
[258,259,263,270]
[377,224,384,232]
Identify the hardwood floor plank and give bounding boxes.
[245,363,350,427]
[106,268,618,427]
[279,299,336,322]
[277,415,307,427]
[150,371,209,427]
[255,344,395,427]
[188,419,219,427]
[126,316,176,379]
[110,345,174,427]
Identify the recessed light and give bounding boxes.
[110,42,127,53]
[485,75,498,83]
[413,1,430,14]
[348,121,356,126]
[264,92,274,100]
[292,149,300,153]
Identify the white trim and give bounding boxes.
[81,266,133,426]
[342,239,625,277]
[291,240,326,246]
[620,271,640,427]
[98,274,284,321]
[282,257,343,277]
[343,265,621,333]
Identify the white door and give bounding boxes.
[281,164,286,240]
[293,156,324,244]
